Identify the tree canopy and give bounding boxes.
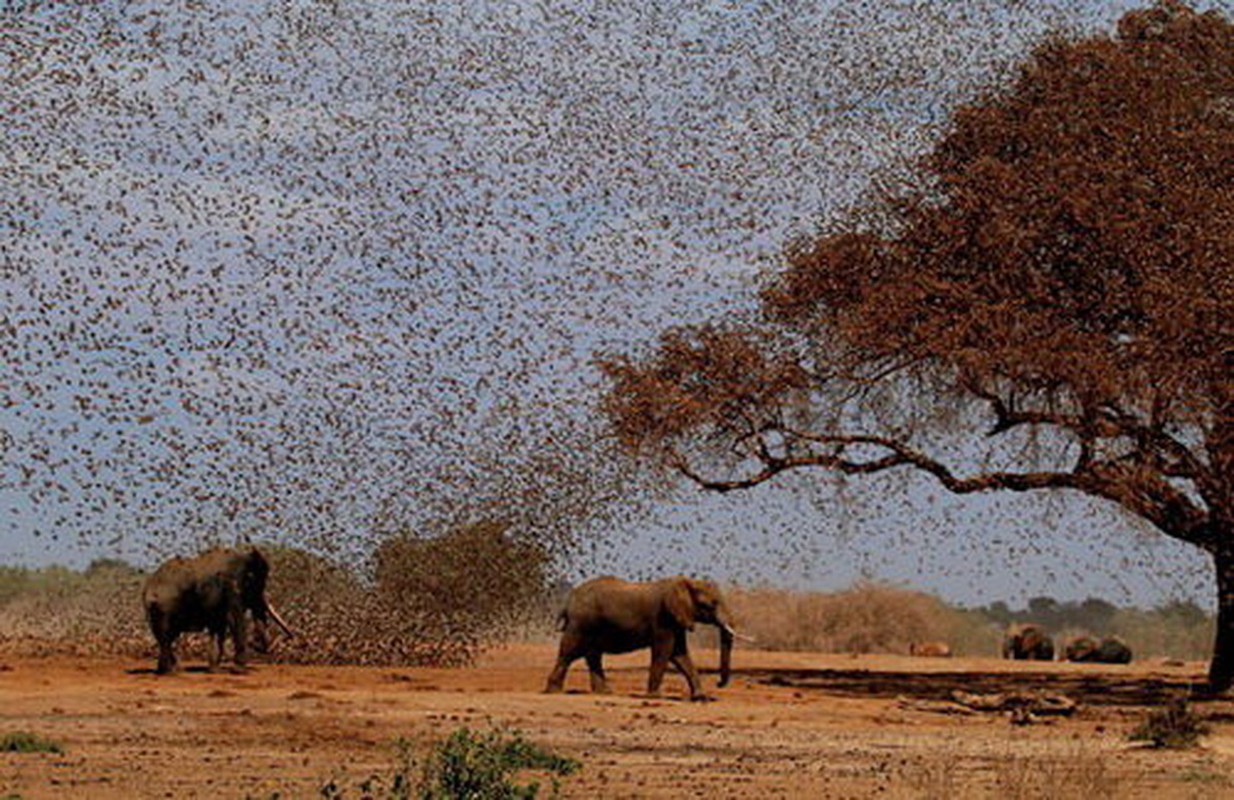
[602,2,1234,688]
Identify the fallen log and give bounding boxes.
[950,690,1077,716]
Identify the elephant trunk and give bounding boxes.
[718,625,733,688]
[715,602,741,687]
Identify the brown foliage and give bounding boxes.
[612,3,1233,463]
[771,3,1233,392]
[599,326,809,455]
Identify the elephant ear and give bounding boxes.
[244,548,269,574]
[240,549,270,599]
[663,579,696,631]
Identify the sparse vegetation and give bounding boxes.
[900,741,961,799]
[900,738,1129,799]
[0,732,63,754]
[1129,698,1210,749]
[992,744,1123,799]
[722,582,991,655]
[977,596,1213,661]
[0,557,1213,663]
[417,728,579,800]
[0,561,148,658]
[0,532,557,667]
[708,583,1211,659]
[320,729,580,800]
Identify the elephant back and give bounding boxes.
[142,557,196,605]
[1004,623,1054,660]
[1095,637,1132,664]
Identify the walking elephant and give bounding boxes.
[1002,624,1055,661]
[1064,635,1133,664]
[543,576,744,701]
[143,547,293,674]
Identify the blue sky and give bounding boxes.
[2,0,1225,607]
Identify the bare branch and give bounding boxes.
[674,428,1212,546]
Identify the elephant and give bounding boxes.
[909,641,952,657]
[1064,635,1132,664]
[142,547,293,674]
[1002,624,1055,661]
[543,576,745,701]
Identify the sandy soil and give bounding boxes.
[2,643,1234,798]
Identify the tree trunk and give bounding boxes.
[1209,546,1234,693]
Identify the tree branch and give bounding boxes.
[961,375,1213,501]
[672,429,1213,547]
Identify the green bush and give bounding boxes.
[0,732,63,754]
[419,728,580,800]
[322,729,579,800]
[1129,699,1209,749]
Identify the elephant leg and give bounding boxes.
[231,609,249,670]
[156,636,177,675]
[671,651,709,701]
[149,607,177,674]
[585,652,611,694]
[207,629,224,672]
[647,639,673,697]
[544,634,585,693]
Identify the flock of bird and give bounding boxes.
[2,0,1209,623]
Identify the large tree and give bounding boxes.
[601,2,1234,689]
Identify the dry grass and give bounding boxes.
[0,562,149,658]
[899,740,962,799]
[719,581,1000,656]
[0,527,555,667]
[0,562,1210,667]
[991,740,1128,800]
[1129,699,1210,749]
[897,738,1130,799]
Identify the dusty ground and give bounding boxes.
[2,643,1234,799]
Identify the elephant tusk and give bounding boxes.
[720,623,756,644]
[266,602,295,638]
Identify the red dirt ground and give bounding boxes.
[2,643,1234,798]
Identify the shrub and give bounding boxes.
[1129,699,1210,749]
[370,521,553,664]
[320,729,580,800]
[0,732,63,754]
[717,581,1001,656]
[418,728,580,800]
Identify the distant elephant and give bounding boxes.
[909,641,952,657]
[1063,635,1098,662]
[1064,635,1132,664]
[1002,624,1054,661]
[544,576,744,701]
[143,547,293,674]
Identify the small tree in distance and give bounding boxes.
[601,3,1234,689]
